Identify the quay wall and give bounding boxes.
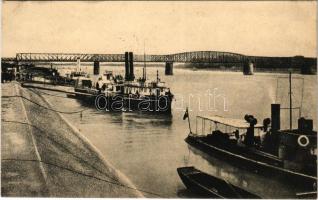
[15,83,143,197]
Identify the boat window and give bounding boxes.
[82,80,92,88]
[196,118,211,135]
[255,128,261,136]
[76,80,81,87]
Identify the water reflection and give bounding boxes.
[185,145,296,198]
[41,66,316,198]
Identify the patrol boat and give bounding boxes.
[183,73,317,190]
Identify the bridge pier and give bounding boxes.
[243,60,254,75]
[165,62,173,75]
[94,61,100,75]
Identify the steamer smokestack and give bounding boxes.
[129,52,135,81]
[125,52,130,81]
[271,104,280,132]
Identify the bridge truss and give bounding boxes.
[11,51,246,63]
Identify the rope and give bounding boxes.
[2,95,87,114]
[2,120,165,197]
[2,120,117,183]
[2,158,164,197]
[30,88,71,98]
[3,83,165,197]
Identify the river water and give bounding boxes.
[43,64,316,198]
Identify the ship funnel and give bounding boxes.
[271,104,280,132]
[129,52,135,81]
[125,52,130,81]
[124,52,135,81]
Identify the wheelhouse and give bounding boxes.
[74,77,93,89]
[123,81,171,97]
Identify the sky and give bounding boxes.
[1,1,317,57]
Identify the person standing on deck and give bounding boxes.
[244,115,257,147]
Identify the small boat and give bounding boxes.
[296,191,317,199]
[177,166,261,198]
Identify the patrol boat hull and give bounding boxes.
[185,134,317,190]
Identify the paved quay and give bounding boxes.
[1,82,143,197]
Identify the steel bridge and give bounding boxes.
[9,51,246,63]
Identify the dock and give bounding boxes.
[1,82,143,197]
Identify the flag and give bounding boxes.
[183,108,189,120]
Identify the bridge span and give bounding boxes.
[13,51,245,63]
[2,51,316,75]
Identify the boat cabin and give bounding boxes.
[123,80,172,97]
[74,77,93,89]
[71,71,87,80]
[194,115,317,173]
[195,115,263,136]
[194,115,265,147]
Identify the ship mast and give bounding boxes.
[289,71,292,130]
[143,40,147,80]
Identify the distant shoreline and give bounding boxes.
[27,62,317,75]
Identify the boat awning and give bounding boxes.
[197,115,263,129]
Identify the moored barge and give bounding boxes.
[73,52,174,114]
